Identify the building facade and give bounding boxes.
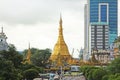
[84,4,89,61]
[84,0,118,60]
[90,22,109,50]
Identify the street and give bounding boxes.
[34,75,86,80]
[62,75,86,80]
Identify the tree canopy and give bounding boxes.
[23,48,51,67]
[23,69,39,80]
[0,44,23,80]
[107,58,120,74]
[0,44,48,80]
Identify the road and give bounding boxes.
[34,75,86,80]
[62,75,86,80]
[34,74,86,80]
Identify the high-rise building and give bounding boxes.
[84,4,89,61]
[84,0,118,60]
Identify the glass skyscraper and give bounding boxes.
[84,0,118,60]
[89,0,118,45]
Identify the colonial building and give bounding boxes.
[113,36,120,58]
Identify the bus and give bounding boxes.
[70,65,80,72]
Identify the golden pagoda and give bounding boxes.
[49,15,72,66]
[22,43,32,64]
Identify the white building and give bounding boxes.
[84,4,90,61]
[0,27,9,51]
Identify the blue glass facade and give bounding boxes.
[101,5,107,22]
[89,0,118,45]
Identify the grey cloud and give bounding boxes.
[0,0,85,25]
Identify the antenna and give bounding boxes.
[28,42,30,49]
[0,24,4,33]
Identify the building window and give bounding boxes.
[99,3,109,23]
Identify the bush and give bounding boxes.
[92,68,107,80]
[102,75,109,80]
[23,69,39,80]
[107,58,120,74]
[81,66,107,80]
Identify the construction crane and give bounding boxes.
[77,48,83,60]
[71,48,74,57]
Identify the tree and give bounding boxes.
[102,73,120,80]
[30,48,51,67]
[102,58,120,80]
[0,44,23,80]
[21,63,44,73]
[92,68,107,80]
[0,58,22,80]
[22,48,40,59]
[23,69,39,80]
[0,44,23,68]
[87,69,95,80]
[81,66,100,80]
[81,66,108,80]
[102,75,109,80]
[107,58,120,74]
[114,36,120,43]
[22,48,51,67]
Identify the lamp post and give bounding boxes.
[60,66,63,80]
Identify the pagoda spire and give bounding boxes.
[57,14,65,44]
[23,43,32,64]
[59,14,63,36]
[1,27,3,33]
[26,43,31,64]
[28,42,30,49]
[49,15,72,66]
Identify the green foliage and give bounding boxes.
[0,44,23,80]
[23,69,39,80]
[81,66,98,77]
[0,77,5,80]
[81,66,107,80]
[0,59,22,80]
[0,44,50,79]
[30,48,51,67]
[92,68,107,80]
[88,69,95,80]
[108,73,120,80]
[101,58,120,80]
[0,44,23,68]
[102,75,109,80]
[114,36,120,43]
[22,48,51,67]
[81,57,120,80]
[22,48,40,58]
[107,58,120,74]
[115,76,120,80]
[21,63,44,73]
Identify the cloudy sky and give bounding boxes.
[0,0,119,57]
